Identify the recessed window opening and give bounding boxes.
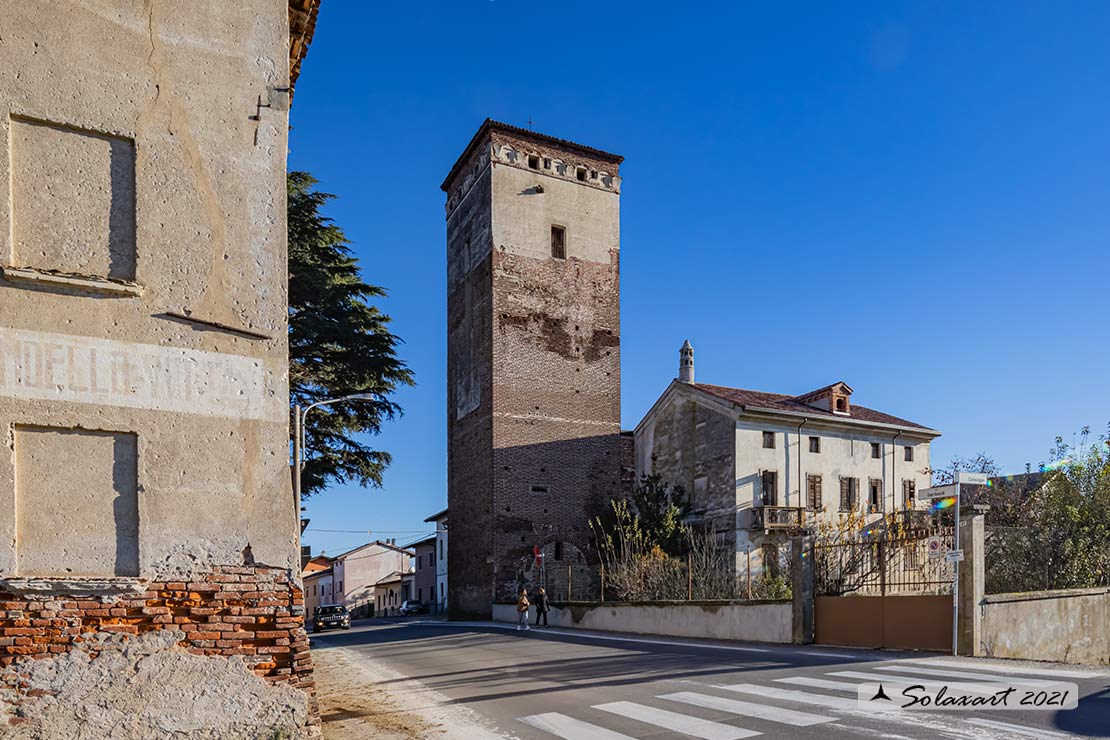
[762,431,775,449]
[809,436,820,453]
[550,225,566,259]
[835,398,847,412]
[576,167,587,181]
[904,446,914,462]
[871,442,881,459]
[527,155,540,169]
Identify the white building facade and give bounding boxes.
[634,343,941,576]
[425,509,449,614]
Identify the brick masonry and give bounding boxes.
[445,122,624,617]
[0,565,316,730]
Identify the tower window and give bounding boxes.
[550,225,566,259]
[527,155,540,169]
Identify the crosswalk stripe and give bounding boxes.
[661,691,835,726]
[775,676,874,692]
[873,664,1060,687]
[913,658,1104,679]
[716,683,859,710]
[826,670,999,695]
[593,701,760,740]
[965,718,1073,739]
[519,712,635,740]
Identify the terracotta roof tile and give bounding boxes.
[694,383,934,431]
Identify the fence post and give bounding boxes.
[792,536,815,644]
[687,552,693,600]
[746,546,752,599]
[567,564,573,603]
[958,505,988,656]
[878,539,887,597]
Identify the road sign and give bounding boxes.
[945,549,965,563]
[957,472,989,486]
[927,536,943,560]
[921,484,957,500]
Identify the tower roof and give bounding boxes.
[441,118,624,192]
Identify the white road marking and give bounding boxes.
[826,670,998,695]
[716,683,861,710]
[797,650,869,659]
[775,676,876,692]
[965,718,1073,738]
[873,664,1061,687]
[593,701,760,739]
[913,657,1105,679]
[661,691,835,726]
[519,712,635,739]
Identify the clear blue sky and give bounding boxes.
[290,1,1110,557]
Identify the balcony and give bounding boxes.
[750,505,807,532]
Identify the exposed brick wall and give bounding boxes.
[0,566,317,727]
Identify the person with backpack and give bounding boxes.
[533,587,550,628]
[515,589,530,631]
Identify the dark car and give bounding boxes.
[399,600,427,616]
[312,604,350,633]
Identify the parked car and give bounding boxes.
[399,600,427,616]
[312,604,350,633]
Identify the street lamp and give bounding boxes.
[292,393,376,503]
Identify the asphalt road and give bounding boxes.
[310,618,1109,740]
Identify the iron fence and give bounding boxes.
[814,528,955,596]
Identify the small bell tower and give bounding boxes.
[679,340,695,384]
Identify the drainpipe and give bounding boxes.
[891,430,903,516]
[796,418,807,512]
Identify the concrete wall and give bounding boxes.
[0,2,318,736]
[492,600,792,644]
[981,588,1110,665]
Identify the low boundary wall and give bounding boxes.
[492,599,792,644]
[981,587,1110,665]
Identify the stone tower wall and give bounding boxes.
[445,122,622,616]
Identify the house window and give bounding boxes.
[903,479,916,507]
[904,446,914,462]
[806,474,822,510]
[543,157,551,169]
[809,436,820,453]
[440,583,444,598]
[762,431,775,449]
[869,478,883,512]
[527,154,539,169]
[871,442,881,459]
[550,225,566,259]
[761,470,778,506]
[576,166,587,181]
[439,539,443,560]
[839,478,859,511]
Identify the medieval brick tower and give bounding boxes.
[443,120,623,618]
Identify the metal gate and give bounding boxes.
[814,527,954,651]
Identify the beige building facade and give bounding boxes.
[635,343,941,577]
[0,1,321,737]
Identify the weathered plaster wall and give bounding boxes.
[492,600,792,644]
[0,1,314,736]
[981,588,1110,665]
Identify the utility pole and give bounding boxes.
[292,394,376,507]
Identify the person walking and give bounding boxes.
[534,587,549,628]
[516,589,530,631]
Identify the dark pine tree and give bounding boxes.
[288,172,414,497]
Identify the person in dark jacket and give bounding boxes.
[533,587,550,628]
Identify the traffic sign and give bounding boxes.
[921,484,957,500]
[945,549,965,563]
[927,536,943,560]
[957,472,989,486]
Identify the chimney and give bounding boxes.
[678,340,695,384]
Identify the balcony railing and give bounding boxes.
[751,505,807,532]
